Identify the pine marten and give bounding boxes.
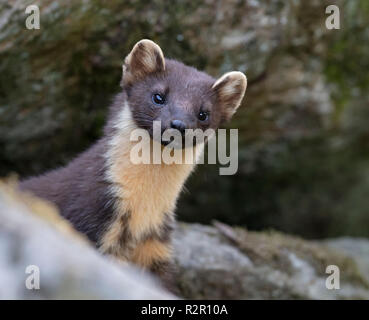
[20,39,247,286]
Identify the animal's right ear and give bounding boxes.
[211,71,247,122]
[121,39,165,87]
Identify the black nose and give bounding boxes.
[171,120,186,134]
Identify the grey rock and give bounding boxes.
[0,183,368,300]
[0,183,174,299]
[173,223,369,299]
[325,238,369,284]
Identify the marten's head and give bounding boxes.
[119,39,247,145]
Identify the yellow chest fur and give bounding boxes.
[113,158,194,240]
[99,104,198,263]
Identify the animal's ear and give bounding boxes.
[121,39,165,86]
[212,71,247,122]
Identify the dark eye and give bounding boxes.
[152,93,165,105]
[198,111,209,121]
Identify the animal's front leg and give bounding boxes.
[131,239,178,294]
[150,258,179,295]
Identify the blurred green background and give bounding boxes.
[1,0,368,239]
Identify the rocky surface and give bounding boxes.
[325,238,369,285]
[174,222,369,299]
[0,184,368,299]
[1,0,369,239]
[0,182,173,299]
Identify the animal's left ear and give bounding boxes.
[121,39,165,86]
[212,71,247,122]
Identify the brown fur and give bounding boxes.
[20,39,247,288]
[131,239,172,268]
